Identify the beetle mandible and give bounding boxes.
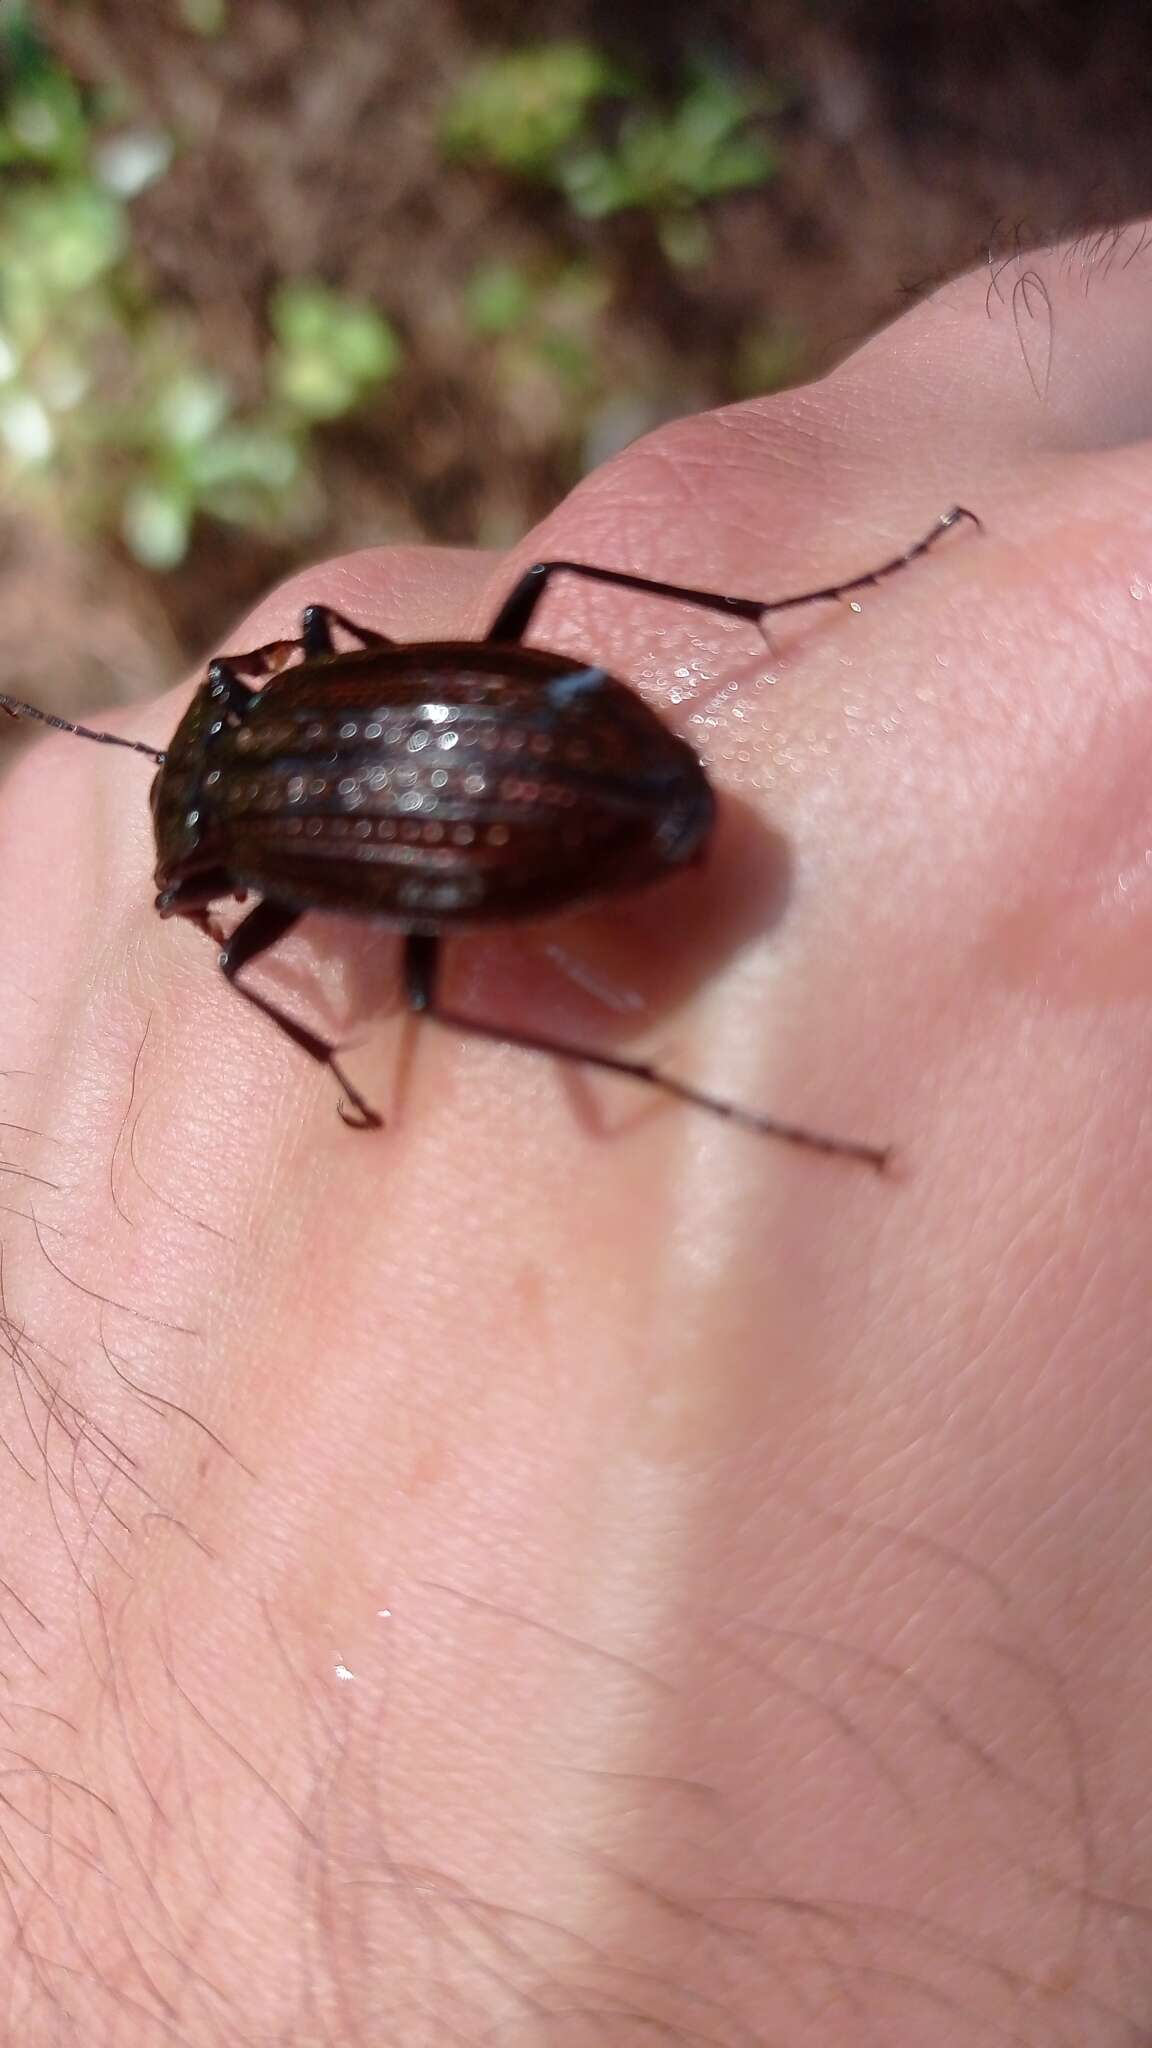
[0,508,978,1167]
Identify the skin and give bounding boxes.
[1,230,1152,2044]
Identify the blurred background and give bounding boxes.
[0,0,1149,714]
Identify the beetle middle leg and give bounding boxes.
[484,507,980,646]
[403,933,888,1170]
[218,899,381,1129]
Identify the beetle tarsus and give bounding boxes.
[752,503,981,643]
[215,900,384,1129]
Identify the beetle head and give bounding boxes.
[150,683,228,898]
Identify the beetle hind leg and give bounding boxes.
[220,899,382,1130]
[402,935,888,1170]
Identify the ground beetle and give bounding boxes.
[0,508,976,1167]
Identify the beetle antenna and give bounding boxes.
[0,697,166,767]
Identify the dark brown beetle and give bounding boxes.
[0,509,977,1165]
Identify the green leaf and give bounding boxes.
[443,41,619,174]
[270,283,401,418]
[697,133,776,194]
[532,328,591,384]
[185,426,300,493]
[152,369,231,447]
[0,74,88,171]
[465,262,535,336]
[179,0,229,34]
[271,282,398,370]
[656,211,711,268]
[121,482,191,567]
[7,183,125,291]
[558,146,631,218]
[272,353,358,421]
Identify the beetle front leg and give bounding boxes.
[222,605,394,682]
[216,638,303,685]
[219,899,382,1130]
[201,660,262,722]
[298,605,394,657]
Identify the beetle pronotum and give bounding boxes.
[0,508,978,1167]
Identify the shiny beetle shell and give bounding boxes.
[151,642,715,927]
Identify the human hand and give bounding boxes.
[4,229,1152,2044]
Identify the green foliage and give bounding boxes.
[0,3,403,567]
[270,282,402,420]
[462,257,612,457]
[465,258,605,375]
[179,0,229,35]
[560,68,777,218]
[463,260,537,338]
[117,364,305,570]
[444,41,779,264]
[443,41,619,175]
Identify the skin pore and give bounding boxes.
[2,230,1152,2043]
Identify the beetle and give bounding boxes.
[0,507,977,1167]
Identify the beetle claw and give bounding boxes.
[337,1094,384,1132]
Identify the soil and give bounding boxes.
[15,0,1152,709]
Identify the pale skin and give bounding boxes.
[1,232,1152,2044]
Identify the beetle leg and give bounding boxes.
[403,931,441,1012]
[220,606,393,681]
[299,605,394,657]
[205,660,261,716]
[154,868,235,920]
[402,934,888,1170]
[219,899,382,1130]
[484,508,980,646]
[215,639,302,685]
